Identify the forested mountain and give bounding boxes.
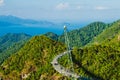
[44,22,109,48]
[0,35,67,80]
[44,32,59,41]
[44,21,119,48]
[0,40,28,65]
[70,41,120,80]
[0,20,120,80]
[58,22,108,47]
[0,15,55,27]
[90,20,120,44]
[0,33,31,64]
[0,33,31,51]
[54,20,120,80]
[58,30,120,80]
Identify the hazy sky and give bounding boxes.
[0,0,120,22]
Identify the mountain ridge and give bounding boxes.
[0,33,31,51]
[89,20,120,45]
[0,35,67,80]
[0,33,31,64]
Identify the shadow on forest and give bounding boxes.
[73,58,104,80]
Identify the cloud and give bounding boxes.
[76,5,82,10]
[95,6,109,10]
[0,0,4,6]
[56,3,69,10]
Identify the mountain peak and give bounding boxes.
[0,35,66,79]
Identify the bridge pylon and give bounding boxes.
[64,26,76,80]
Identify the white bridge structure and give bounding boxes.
[51,26,92,80]
[51,26,81,80]
[51,51,80,79]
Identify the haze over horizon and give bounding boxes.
[0,0,120,36]
[0,0,120,22]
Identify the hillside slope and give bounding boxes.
[58,21,120,80]
[0,40,28,64]
[0,33,31,51]
[71,42,120,80]
[44,32,59,41]
[58,22,108,47]
[58,35,120,80]
[0,35,67,80]
[91,20,120,44]
[71,24,120,79]
[0,33,31,64]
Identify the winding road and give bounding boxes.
[51,51,80,79]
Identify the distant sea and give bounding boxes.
[0,23,86,36]
[0,26,64,36]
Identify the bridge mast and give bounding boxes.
[64,26,75,80]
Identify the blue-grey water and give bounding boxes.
[0,26,64,36]
[0,22,86,36]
